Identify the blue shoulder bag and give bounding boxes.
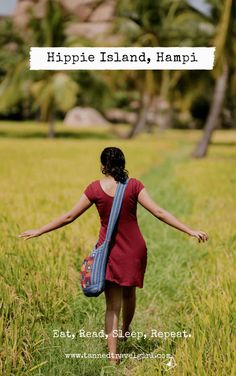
[80,178,129,297]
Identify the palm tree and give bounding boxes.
[30,72,78,137]
[0,19,31,116]
[0,0,79,137]
[114,0,171,137]
[114,0,216,138]
[192,0,234,158]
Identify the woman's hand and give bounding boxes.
[188,229,208,243]
[17,229,42,240]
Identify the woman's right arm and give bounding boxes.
[137,188,208,243]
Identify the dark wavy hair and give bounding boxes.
[100,147,129,183]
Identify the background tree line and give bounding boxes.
[0,0,235,156]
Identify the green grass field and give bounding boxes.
[0,122,235,375]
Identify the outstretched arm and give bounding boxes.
[17,194,93,240]
[138,188,208,243]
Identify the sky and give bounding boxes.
[0,0,17,16]
[187,0,212,16]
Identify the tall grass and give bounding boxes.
[0,123,235,375]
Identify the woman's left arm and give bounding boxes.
[18,194,93,240]
[138,188,208,243]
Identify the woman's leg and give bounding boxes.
[104,281,122,363]
[121,286,136,337]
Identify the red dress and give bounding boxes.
[84,178,147,288]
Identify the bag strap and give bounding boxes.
[104,178,129,243]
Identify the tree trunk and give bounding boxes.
[192,62,229,158]
[48,109,55,138]
[127,92,151,138]
[157,105,174,133]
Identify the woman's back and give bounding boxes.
[84,177,147,288]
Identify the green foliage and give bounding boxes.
[0,19,26,76]
[30,73,78,121]
[114,0,236,130]
[75,71,113,113]
[27,0,70,47]
[0,0,236,129]
[0,0,82,122]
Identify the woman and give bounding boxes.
[18,146,208,365]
